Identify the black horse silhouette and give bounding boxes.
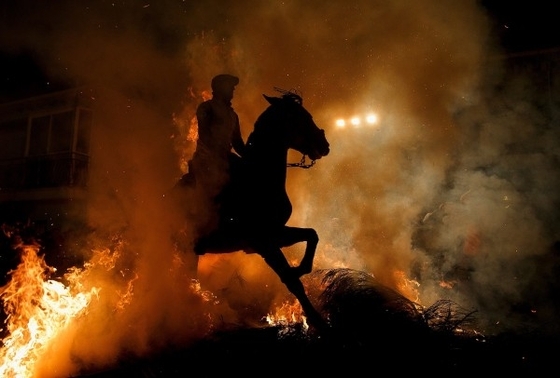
[178,90,330,330]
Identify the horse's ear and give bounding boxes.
[263,94,274,104]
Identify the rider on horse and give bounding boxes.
[188,74,246,235]
[178,82,331,333]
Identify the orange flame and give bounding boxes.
[265,300,308,331]
[0,244,99,378]
[200,89,211,102]
[393,270,420,303]
[172,88,211,173]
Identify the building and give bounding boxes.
[0,88,94,232]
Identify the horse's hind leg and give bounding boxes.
[280,226,318,277]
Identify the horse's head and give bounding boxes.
[262,92,330,162]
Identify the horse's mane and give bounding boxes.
[255,87,304,127]
[273,87,303,105]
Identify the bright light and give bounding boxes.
[334,111,380,129]
[365,113,378,124]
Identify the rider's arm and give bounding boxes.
[231,112,246,157]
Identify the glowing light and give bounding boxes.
[365,113,378,124]
[334,110,380,129]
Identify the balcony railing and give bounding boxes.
[0,152,89,190]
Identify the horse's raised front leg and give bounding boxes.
[258,244,328,333]
[278,226,318,277]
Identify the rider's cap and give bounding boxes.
[211,74,239,92]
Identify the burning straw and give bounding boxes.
[0,243,97,378]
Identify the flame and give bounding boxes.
[172,88,212,174]
[0,244,99,378]
[0,222,231,378]
[393,270,420,303]
[265,300,308,331]
[171,111,197,173]
[184,89,211,146]
[200,89,211,102]
[189,279,220,305]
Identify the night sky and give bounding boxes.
[482,0,560,52]
[1,1,559,101]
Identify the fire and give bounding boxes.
[265,300,308,331]
[200,89,212,102]
[0,244,99,378]
[172,88,210,174]
[0,228,227,378]
[189,278,219,304]
[393,270,420,303]
[187,115,199,143]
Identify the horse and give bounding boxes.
[178,90,330,331]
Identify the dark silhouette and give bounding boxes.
[186,74,246,236]
[178,89,330,331]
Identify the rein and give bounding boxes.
[287,154,316,169]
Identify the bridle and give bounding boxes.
[273,87,318,169]
[287,154,316,169]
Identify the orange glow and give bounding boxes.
[201,89,212,102]
[393,270,420,303]
[182,113,198,145]
[439,280,456,289]
[172,111,195,173]
[0,233,222,377]
[266,300,308,330]
[463,227,481,256]
[0,244,99,378]
[188,90,211,143]
[172,89,212,173]
[189,279,219,304]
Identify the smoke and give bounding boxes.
[2,0,559,375]
[413,68,560,331]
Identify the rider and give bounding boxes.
[189,74,246,232]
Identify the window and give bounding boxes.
[76,109,92,154]
[0,118,27,159]
[49,111,74,153]
[28,111,75,156]
[29,115,50,156]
